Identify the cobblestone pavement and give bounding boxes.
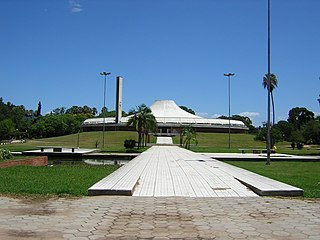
[0,196,319,240]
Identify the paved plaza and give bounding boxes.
[0,196,319,239]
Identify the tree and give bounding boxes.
[65,105,96,117]
[291,130,305,149]
[276,120,293,141]
[182,125,198,149]
[302,119,320,144]
[0,119,15,141]
[127,104,157,149]
[263,73,278,125]
[52,107,66,115]
[254,125,282,146]
[219,115,256,133]
[143,113,157,146]
[179,106,195,115]
[288,107,314,129]
[100,107,108,117]
[36,101,42,117]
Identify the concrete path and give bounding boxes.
[156,136,174,145]
[89,146,303,197]
[0,196,319,239]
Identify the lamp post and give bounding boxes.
[224,73,235,150]
[100,71,111,149]
[266,0,271,165]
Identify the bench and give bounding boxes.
[38,146,76,153]
[239,148,276,154]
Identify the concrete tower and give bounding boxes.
[115,76,123,124]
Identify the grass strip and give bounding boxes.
[0,164,118,197]
[225,161,320,198]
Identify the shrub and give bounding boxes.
[124,139,136,149]
[0,149,12,160]
[296,142,304,150]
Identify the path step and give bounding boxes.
[156,137,173,145]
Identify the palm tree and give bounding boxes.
[263,73,278,125]
[182,125,198,150]
[143,113,157,147]
[127,104,157,149]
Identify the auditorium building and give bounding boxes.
[81,77,248,135]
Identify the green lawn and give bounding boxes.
[0,131,155,153]
[1,131,319,155]
[0,164,118,197]
[225,161,320,198]
[173,132,320,155]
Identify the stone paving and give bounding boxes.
[0,196,319,239]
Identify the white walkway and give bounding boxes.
[156,136,173,145]
[88,145,304,197]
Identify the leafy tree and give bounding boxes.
[99,109,127,117]
[179,106,195,115]
[302,119,320,144]
[291,130,305,149]
[263,73,278,125]
[66,105,96,116]
[0,119,15,141]
[270,125,283,144]
[255,125,283,146]
[52,107,66,115]
[29,114,88,138]
[12,105,28,130]
[276,120,293,141]
[288,107,314,129]
[100,107,108,117]
[218,115,256,133]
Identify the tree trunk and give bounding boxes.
[138,131,141,149]
[271,91,275,126]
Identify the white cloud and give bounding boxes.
[69,0,83,13]
[238,112,260,118]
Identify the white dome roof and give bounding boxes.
[150,100,202,119]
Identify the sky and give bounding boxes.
[1,0,319,126]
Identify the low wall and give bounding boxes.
[0,156,48,168]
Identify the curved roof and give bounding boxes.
[83,100,247,129]
[150,100,202,119]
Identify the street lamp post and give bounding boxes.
[266,0,271,165]
[100,71,111,149]
[224,73,235,150]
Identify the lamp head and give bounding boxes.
[224,73,235,77]
[100,72,111,76]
